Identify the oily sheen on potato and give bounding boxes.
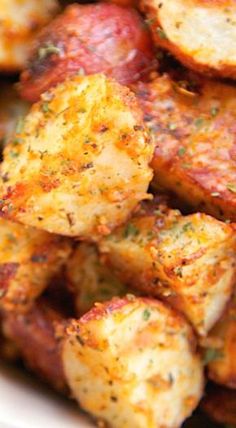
[0,0,59,71]
[0,74,153,238]
[63,296,204,428]
[141,0,236,79]
[0,217,71,312]
[132,73,236,222]
[99,200,236,335]
[19,3,157,102]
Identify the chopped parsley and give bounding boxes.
[210,106,219,117]
[123,223,139,238]
[203,348,223,365]
[143,308,151,321]
[177,147,186,157]
[38,43,61,60]
[227,183,236,193]
[194,117,204,128]
[156,26,168,39]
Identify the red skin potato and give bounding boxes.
[19,3,157,102]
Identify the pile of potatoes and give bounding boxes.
[0,1,236,427]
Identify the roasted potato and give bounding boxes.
[0,217,71,312]
[19,3,157,102]
[2,299,67,392]
[202,385,236,426]
[203,293,236,389]
[0,74,153,238]
[99,200,236,336]
[0,0,59,72]
[140,0,236,79]
[132,73,236,222]
[0,82,29,150]
[63,296,204,428]
[66,243,130,315]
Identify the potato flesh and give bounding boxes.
[66,243,129,316]
[63,297,204,428]
[0,0,59,71]
[0,74,153,238]
[0,217,71,311]
[99,202,236,335]
[141,0,236,78]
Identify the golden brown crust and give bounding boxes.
[99,199,236,335]
[63,296,204,428]
[2,300,67,392]
[132,73,236,221]
[140,0,236,79]
[0,74,153,238]
[0,217,71,312]
[205,294,236,388]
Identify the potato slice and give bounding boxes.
[66,243,130,316]
[141,0,236,79]
[99,200,236,335]
[203,293,236,389]
[132,74,236,222]
[0,74,153,238]
[0,0,59,71]
[63,296,204,428]
[0,217,71,312]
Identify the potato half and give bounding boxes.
[0,74,153,238]
[0,217,71,312]
[132,73,236,222]
[63,296,204,428]
[99,200,236,335]
[141,0,236,79]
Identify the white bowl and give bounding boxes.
[0,362,93,428]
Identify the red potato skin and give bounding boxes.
[2,300,67,393]
[202,385,236,426]
[19,3,157,102]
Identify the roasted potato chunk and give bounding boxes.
[141,0,236,79]
[0,0,59,72]
[99,200,236,335]
[66,243,130,315]
[0,74,153,238]
[2,300,67,392]
[0,82,29,150]
[132,74,236,222]
[63,296,204,428]
[202,385,236,426]
[203,293,236,389]
[19,3,157,102]
[0,217,71,312]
